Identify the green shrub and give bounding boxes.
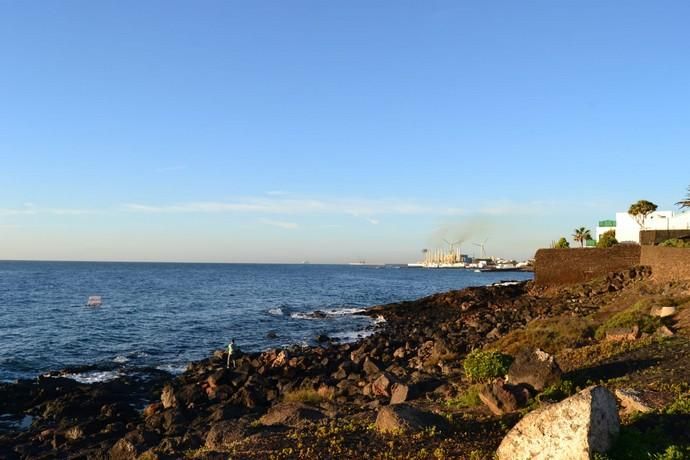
[551,237,570,249]
[597,230,618,248]
[462,349,512,382]
[594,300,662,340]
[660,238,690,248]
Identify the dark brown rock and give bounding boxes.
[478,379,519,415]
[375,404,449,433]
[371,372,396,398]
[258,402,326,427]
[205,420,250,450]
[363,357,382,377]
[507,349,562,392]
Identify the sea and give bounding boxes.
[0,261,533,383]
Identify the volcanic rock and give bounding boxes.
[615,388,653,414]
[371,372,396,398]
[258,402,326,427]
[160,385,177,409]
[605,325,639,342]
[390,383,414,404]
[375,404,449,434]
[205,420,250,450]
[478,379,519,415]
[507,348,562,392]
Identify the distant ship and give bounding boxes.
[347,261,367,266]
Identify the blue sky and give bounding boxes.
[1,1,689,262]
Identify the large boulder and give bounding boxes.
[507,348,561,392]
[258,402,326,427]
[496,386,620,460]
[375,404,449,434]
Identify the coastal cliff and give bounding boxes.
[2,268,690,459]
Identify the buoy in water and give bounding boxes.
[87,295,102,307]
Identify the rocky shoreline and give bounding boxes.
[2,268,690,459]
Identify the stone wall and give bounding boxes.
[640,246,690,282]
[639,229,690,246]
[534,246,642,286]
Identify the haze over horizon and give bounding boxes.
[2,1,689,263]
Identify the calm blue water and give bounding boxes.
[0,262,532,381]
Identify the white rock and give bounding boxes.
[497,386,619,460]
[650,306,676,318]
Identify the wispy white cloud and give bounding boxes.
[0,206,94,216]
[260,219,299,229]
[123,197,466,217]
[0,197,565,223]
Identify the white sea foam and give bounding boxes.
[290,312,316,320]
[330,329,375,342]
[61,370,122,384]
[156,363,188,375]
[268,307,284,316]
[290,307,365,320]
[489,280,521,287]
[113,355,129,363]
[325,307,366,316]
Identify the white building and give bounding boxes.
[596,210,690,244]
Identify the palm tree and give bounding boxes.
[676,186,690,209]
[573,227,592,248]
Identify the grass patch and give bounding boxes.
[446,384,483,408]
[537,380,576,403]
[593,426,690,460]
[557,336,657,374]
[665,392,690,415]
[462,349,512,383]
[594,300,663,341]
[593,391,690,460]
[283,386,333,404]
[492,316,596,355]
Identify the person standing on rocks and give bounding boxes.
[227,339,236,369]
